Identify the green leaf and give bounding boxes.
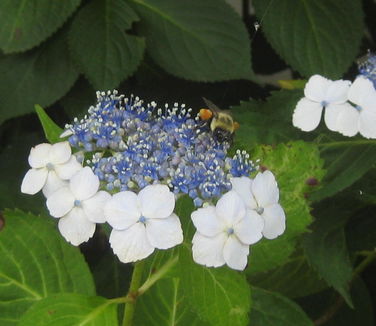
[249,250,328,298]
[131,0,255,82]
[249,288,313,326]
[247,141,325,274]
[35,105,63,143]
[231,90,303,148]
[253,0,364,78]
[68,0,145,90]
[18,293,118,326]
[0,30,79,124]
[0,0,80,53]
[0,209,95,326]
[134,277,208,326]
[302,203,353,306]
[178,245,251,326]
[310,143,376,202]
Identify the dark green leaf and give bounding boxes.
[302,203,353,306]
[68,0,145,90]
[35,105,63,143]
[0,0,80,53]
[178,245,251,326]
[250,287,313,326]
[249,251,328,298]
[134,277,208,326]
[310,143,376,202]
[131,0,255,81]
[253,0,364,78]
[18,293,118,326]
[0,209,95,326]
[0,30,79,124]
[231,90,303,148]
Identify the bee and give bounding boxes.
[199,97,240,143]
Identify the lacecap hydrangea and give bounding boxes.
[21,91,286,270]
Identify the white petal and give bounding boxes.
[60,129,73,138]
[325,79,351,104]
[146,214,183,249]
[192,232,226,268]
[215,191,246,226]
[348,76,375,106]
[230,177,257,209]
[48,141,71,165]
[223,236,249,271]
[234,210,264,245]
[42,170,68,198]
[262,204,286,239]
[21,168,48,195]
[83,191,111,223]
[69,167,99,200]
[191,206,223,237]
[359,108,376,139]
[46,187,75,218]
[324,103,348,131]
[28,143,51,168]
[138,184,175,219]
[58,208,95,246]
[104,191,140,230]
[54,156,82,180]
[292,98,323,131]
[252,171,279,207]
[336,104,359,137]
[304,75,330,102]
[109,224,154,263]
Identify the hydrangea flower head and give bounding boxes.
[191,190,264,270]
[104,184,183,263]
[46,167,110,245]
[292,75,351,132]
[358,52,376,88]
[231,171,286,239]
[21,142,82,197]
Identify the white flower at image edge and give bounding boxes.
[335,76,376,138]
[191,191,264,271]
[21,142,82,197]
[231,170,286,240]
[104,184,183,263]
[46,167,111,245]
[292,75,351,132]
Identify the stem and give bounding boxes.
[313,249,376,325]
[138,256,178,295]
[122,261,145,326]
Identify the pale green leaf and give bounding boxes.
[68,0,145,90]
[178,246,251,326]
[0,30,79,124]
[131,0,255,81]
[0,0,80,53]
[253,0,364,78]
[250,288,313,326]
[0,209,95,326]
[35,105,63,143]
[18,293,117,326]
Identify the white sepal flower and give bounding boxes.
[191,190,264,271]
[292,75,351,132]
[46,167,110,245]
[21,142,82,197]
[231,171,286,240]
[335,76,376,138]
[104,184,183,263]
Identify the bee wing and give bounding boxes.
[202,97,221,116]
